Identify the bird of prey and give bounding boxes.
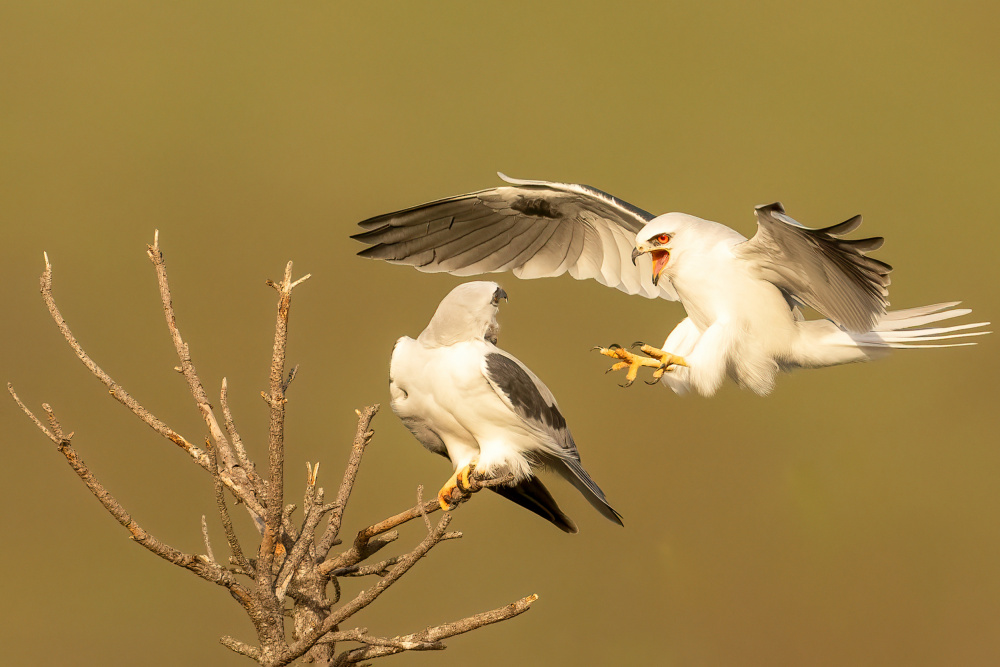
[355,174,989,397]
[389,281,623,533]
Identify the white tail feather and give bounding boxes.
[794,302,989,368]
[872,301,990,348]
[863,303,989,349]
[877,301,961,322]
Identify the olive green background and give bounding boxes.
[3,2,998,665]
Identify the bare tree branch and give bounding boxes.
[318,405,378,555]
[257,261,310,613]
[287,512,456,662]
[221,636,262,661]
[36,252,208,467]
[209,432,251,573]
[222,376,264,496]
[332,594,539,665]
[8,388,255,609]
[147,232,236,467]
[146,233,265,524]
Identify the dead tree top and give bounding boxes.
[9,231,536,666]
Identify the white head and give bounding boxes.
[632,212,739,286]
[417,281,508,347]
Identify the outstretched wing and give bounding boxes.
[353,173,677,301]
[482,350,623,527]
[735,203,892,333]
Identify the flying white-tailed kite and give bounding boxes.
[357,174,989,397]
[389,281,623,533]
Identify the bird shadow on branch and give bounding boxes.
[8,231,536,666]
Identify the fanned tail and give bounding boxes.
[866,302,990,349]
[794,302,989,368]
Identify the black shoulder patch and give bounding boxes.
[511,196,563,219]
[485,353,566,431]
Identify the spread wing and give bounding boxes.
[735,203,892,333]
[352,173,677,301]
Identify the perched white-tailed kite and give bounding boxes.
[389,281,623,533]
[356,174,989,397]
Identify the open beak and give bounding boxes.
[491,286,508,306]
[632,245,671,286]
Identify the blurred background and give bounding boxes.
[2,2,998,665]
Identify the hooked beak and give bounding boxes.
[632,244,671,287]
[491,286,508,306]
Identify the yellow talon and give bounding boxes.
[636,343,688,369]
[437,459,478,511]
[596,343,687,387]
[437,469,460,511]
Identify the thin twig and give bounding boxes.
[416,485,432,532]
[201,515,216,564]
[221,377,264,496]
[333,594,539,665]
[318,405,379,555]
[146,233,249,490]
[12,396,254,609]
[35,253,209,467]
[319,499,439,576]
[325,628,445,651]
[329,530,462,578]
[209,435,250,573]
[8,384,55,441]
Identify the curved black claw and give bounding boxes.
[608,343,622,351]
[631,341,646,349]
[456,464,477,493]
[645,378,660,386]
[620,379,635,389]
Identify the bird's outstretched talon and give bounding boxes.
[636,343,688,370]
[597,343,669,387]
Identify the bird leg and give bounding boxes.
[438,459,479,511]
[595,343,687,387]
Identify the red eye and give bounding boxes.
[656,233,670,244]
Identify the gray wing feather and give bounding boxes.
[353,174,678,301]
[482,351,623,527]
[549,457,624,527]
[735,203,892,333]
[481,351,577,455]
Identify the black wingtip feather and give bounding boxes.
[490,477,578,533]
